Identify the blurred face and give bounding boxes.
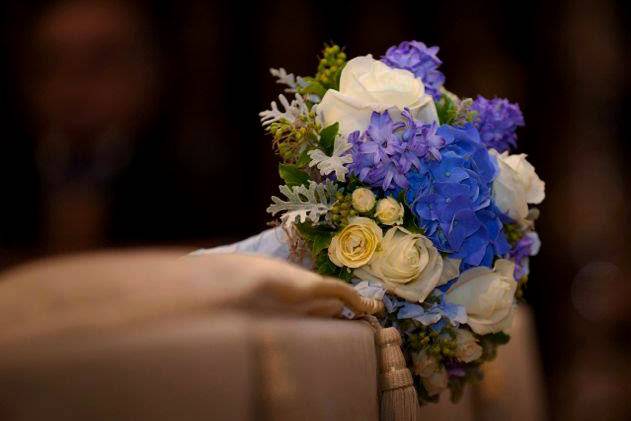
[26,0,158,141]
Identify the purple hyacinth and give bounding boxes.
[381,40,445,100]
[509,232,541,280]
[348,110,446,192]
[472,96,525,152]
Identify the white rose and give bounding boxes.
[374,197,404,225]
[316,55,438,136]
[445,259,517,335]
[351,188,376,213]
[454,329,483,363]
[490,150,545,223]
[354,226,445,303]
[412,350,439,378]
[422,366,448,396]
[328,217,383,268]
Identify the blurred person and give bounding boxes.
[23,0,161,252]
[0,0,239,263]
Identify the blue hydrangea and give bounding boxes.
[349,110,445,192]
[397,298,467,328]
[381,41,445,100]
[406,124,510,268]
[472,96,524,152]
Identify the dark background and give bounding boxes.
[0,0,629,419]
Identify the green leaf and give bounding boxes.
[436,93,458,125]
[486,332,511,345]
[298,77,327,98]
[400,192,424,234]
[294,221,318,241]
[318,122,339,155]
[294,222,334,256]
[296,148,313,167]
[314,250,353,282]
[279,164,310,187]
[331,64,345,90]
[311,231,333,256]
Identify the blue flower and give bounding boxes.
[472,96,524,152]
[349,110,445,192]
[382,41,445,100]
[406,124,510,268]
[395,291,467,327]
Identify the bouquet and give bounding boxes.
[259,41,545,403]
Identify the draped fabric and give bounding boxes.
[0,249,544,420]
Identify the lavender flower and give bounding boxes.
[472,96,524,152]
[382,41,445,100]
[349,110,446,191]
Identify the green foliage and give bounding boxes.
[503,223,524,246]
[436,90,477,126]
[279,163,310,187]
[416,379,440,404]
[297,77,327,99]
[516,275,528,301]
[478,332,511,362]
[314,250,353,282]
[296,43,347,102]
[267,108,320,164]
[329,191,359,227]
[318,122,339,155]
[315,44,346,90]
[487,332,510,345]
[448,366,483,403]
[272,43,346,163]
[405,324,457,360]
[296,148,313,167]
[345,175,366,191]
[295,222,335,256]
[399,191,424,234]
[436,93,459,125]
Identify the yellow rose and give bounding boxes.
[354,226,447,302]
[351,188,376,213]
[374,197,404,225]
[328,217,383,268]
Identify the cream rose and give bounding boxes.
[354,227,446,303]
[422,366,448,396]
[490,150,545,223]
[316,55,438,136]
[374,197,404,225]
[328,217,382,268]
[454,329,483,363]
[351,188,376,213]
[445,259,517,335]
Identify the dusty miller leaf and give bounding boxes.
[308,134,353,182]
[267,180,338,225]
[259,94,309,126]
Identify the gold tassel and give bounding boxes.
[375,325,420,421]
